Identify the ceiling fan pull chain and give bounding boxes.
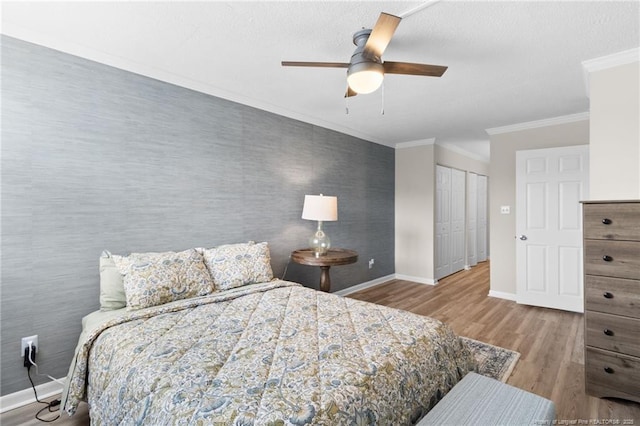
[381,81,385,115]
[345,89,350,114]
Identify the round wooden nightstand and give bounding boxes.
[291,248,358,293]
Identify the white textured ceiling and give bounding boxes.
[2,1,639,160]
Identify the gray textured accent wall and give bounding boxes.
[0,36,394,396]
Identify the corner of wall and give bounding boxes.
[588,60,640,200]
[395,144,436,281]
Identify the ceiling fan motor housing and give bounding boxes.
[347,28,384,94]
[350,29,382,64]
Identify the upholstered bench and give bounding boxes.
[418,372,556,425]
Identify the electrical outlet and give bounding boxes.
[21,335,38,356]
[368,259,375,269]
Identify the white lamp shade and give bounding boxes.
[302,195,338,221]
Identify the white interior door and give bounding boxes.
[516,145,589,313]
[467,172,478,268]
[477,175,488,262]
[451,168,466,273]
[435,165,452,279]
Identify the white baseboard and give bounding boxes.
[395,274,437,285]
[0,377,65,413]
[335,273,437,296]
[335,274,395,296]
[488,290,516,301]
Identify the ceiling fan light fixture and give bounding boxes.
[347,61,384,94]
[282,12,447,97]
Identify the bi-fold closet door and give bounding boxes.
[435,165,466,280]
[467,173,478,268]
[467,173,488,268]
[436,167,488,281]
[477,175,488,262]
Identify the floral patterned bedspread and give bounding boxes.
[62,280,476,425]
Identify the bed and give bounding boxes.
[61,245,477,425]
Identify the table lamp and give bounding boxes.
[302,194,338,257]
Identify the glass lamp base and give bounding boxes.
[309,223,330,257]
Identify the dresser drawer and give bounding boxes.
[585,347,640,402]
[586,311,640,357]
[585,275,640,318]
[583,202,640,241]
[584,239,640,280]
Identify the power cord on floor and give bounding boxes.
[26,344,60,423]
[27,346,65,386]
[281,256,291,280]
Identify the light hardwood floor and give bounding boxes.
[348,262,640,423]
[3,261,638,425]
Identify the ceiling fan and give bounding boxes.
[282,12,448,97]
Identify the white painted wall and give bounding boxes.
[395,143,436,282]
[436,145,489,176]
[487,52,639,299]
[488,118,590,296]
[589,61,640,200]
[395,143,489,283]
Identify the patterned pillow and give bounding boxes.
[113,249,215,310]
[201,241,274,291]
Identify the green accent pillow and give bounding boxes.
[99,251,126,311]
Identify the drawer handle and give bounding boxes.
[602,255,613,262]
[602,218,612,225]
[604,367,615,374]
[603,292,614,299]
[603,329,615,336]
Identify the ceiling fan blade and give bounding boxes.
[345,86,358,98]
[282,61,349,68]
[383,61,448,77]
[363,12,401,60]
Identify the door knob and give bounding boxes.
[518,235,528,241]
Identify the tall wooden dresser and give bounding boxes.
[582,200,640,403]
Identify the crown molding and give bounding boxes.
[485,112,590,136]
[582,48,639,98]
[395,138,436,149]
[395,138,489,162]
[435,143,489,163]
[582,47,639,73]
